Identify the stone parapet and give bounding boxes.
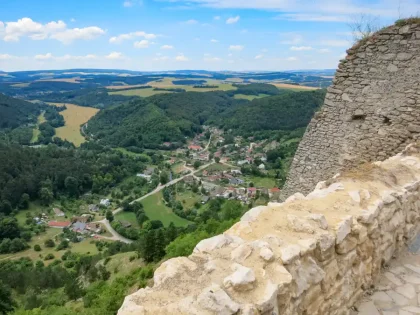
[118,143,420,315]
[282,22,420,197]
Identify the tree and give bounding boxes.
[65,279,85,301]
[160,171,169,185]
[153,229,166,261]
[0,281,15,315]
[18,193,30,210]
[39,187,54,206]
[34,244,41,252]
[215,157,220,163]
[65,176,80,197]
[0,201,12,216]
[44,239,55,248]
[193,161,201,169]
[106,210,114,222]
[0,217,20,241]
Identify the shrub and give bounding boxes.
[34,244,41,252]
[44,239,55,248]
[44,253,55,260]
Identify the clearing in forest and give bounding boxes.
[47,103,99,146]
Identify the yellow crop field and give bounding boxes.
[47,103,99,146]
[109,88,173,97]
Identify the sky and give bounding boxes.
[0,0,419,72]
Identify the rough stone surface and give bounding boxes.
[282,22,420,197]
[118,143,420,315]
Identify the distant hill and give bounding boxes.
[86,89,326,149]
[0,93,42,129]
[215,89,326,133]
[86,92,242,149]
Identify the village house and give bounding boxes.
[88,204,99,212]
[86,223,102,234]
[231,169,242,176]
[201,196,210,204]
[72,222,87,234]
[247,187,257,197]
[258,163,266,170]
[100,199,111,207]
[48,221,71,228]
[229,177,244,185]
[137,173,152,181]
[119,221,132,228]
[188,145,202,151]
[270,187,281,199]
[237,160,250,166]
[53,208,65,217]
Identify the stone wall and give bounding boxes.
[118,144,420,315]
[282,22,420,197]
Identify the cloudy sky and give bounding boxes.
[0,0,418,72]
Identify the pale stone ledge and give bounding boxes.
[118,144,420,315]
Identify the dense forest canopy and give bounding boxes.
[215,89,326,133]
[86,92,243,149]
[87,89,326,149]
[27,88,138,109]
[0,93,42,129]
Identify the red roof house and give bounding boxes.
[48,221,71,228]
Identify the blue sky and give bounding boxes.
[0,0,418,71]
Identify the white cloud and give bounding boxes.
[35,53,53,60]
[109,31,156,44]
[183,19,198,25]
[153,55,169,61]
[210,39,218,43]
[160,0,417,20]
[318,48,331,53]
[229,45,244,51]
[175,54,189,61]
[50,26,105,44]
[0,54,19,60]
[276,14,349,22]
[134,39,151,48]
[55,54,97,61]
[255,54,264,60]
[105,52,125,60]
[279,33,303,45]
[226,16,240,24]
[123,0,143,7]
[161,44,174,50]
[321,39,351,47]
[290,46,313,51]
[204,56,221,62]
[287,57,298,61]
[214,16,221,20]
[0,17,104,43]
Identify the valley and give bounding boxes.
[0,69,328,315]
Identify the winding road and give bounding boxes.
[95,161,215,243]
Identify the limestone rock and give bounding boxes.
[306,213,328,230]
[194,234,242,254]
[223,263,256,291]
[287,215,314,234]
[153,257,197,287]
[259,247,274,261]
[336,216,353,244]
[285,192,305,203]
[280,244,301,264]
[231,244,253,263]
[197,285,239,315]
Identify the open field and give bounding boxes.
[234,93,270,101]
[106,84,150,90]
[114,148,152,162]
[271,83,320,91]
[148,77,237,93]
[37,78,81,83]
[31,111,46,143]
[176,190,201,209]
[141,191,191,227]
[245,176,277,188]
[109,88,173,97]
[100,251,144,281]
[115,211,140,228]
[47,103,99,146]
[0,228,100,263]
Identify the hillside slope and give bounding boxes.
[216,89,326,133]
[86,92,242,149]
[0,93,42,129]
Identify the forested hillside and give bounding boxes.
[28,88,138,109]
[86,92,242,149]
[0,93,42,129]
[215,89,326,133]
